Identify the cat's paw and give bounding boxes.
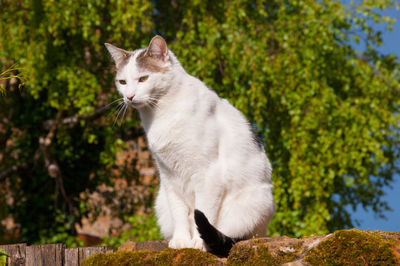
[168,238,193,249]
[192,237,206,251]
[168,237,206,251]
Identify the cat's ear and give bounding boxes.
[144,35,169,63]
[104,43,131,68]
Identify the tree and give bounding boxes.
[0,0,154,245]
[152,0,400,237]
[0,0,399,244]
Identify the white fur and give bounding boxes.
[107,39,275,250]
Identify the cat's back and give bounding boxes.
[184,76,271,181]
[147,72,270,179]
[179,75,265,156]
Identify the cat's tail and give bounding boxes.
[194,209,242,257]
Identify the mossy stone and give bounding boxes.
[155,248,219,265]
[82,248,218,266]
[82,231,400,265]
[82,251,157,266]
[305,229,399,265]
[227,244,297,265]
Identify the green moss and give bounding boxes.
[305,229,399,265]
[227,245,257,265]
[274,248,298,263]
[227,244,298,266]
[82,251,157,266]
[83,230,400,265]
[155,248,218,265]
[82,248,217,266]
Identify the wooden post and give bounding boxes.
[0,243,26,266]
[0,244,112,266]
[26,244,65,266]
[64,246,110,266]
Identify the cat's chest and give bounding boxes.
[147,125,198,171]
[140,91,220,177]
[145,113,214,177]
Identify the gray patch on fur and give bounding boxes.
[117,54,131,71]
[249,123,264,150]
[208,101,217,115]
[136,49,170,73]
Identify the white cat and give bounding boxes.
[105,36,275,257]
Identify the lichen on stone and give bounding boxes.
[82,251,157,266]
[82,230,400,265]
[227,243,298,265]
[155,248,219,265]
[304,229,399,265]
[82,248,219,266]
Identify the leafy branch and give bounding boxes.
[0,64,24,94]
[0,248,8,266]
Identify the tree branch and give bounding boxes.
[40,110,75,215]
[43,104,111,130]
[0,164,28,181]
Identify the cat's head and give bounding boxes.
[105,36,175,109]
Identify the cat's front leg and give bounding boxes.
[163,184,197,249]
[187,208,207,251]
[193,165,226,226]
[190,170,226,251]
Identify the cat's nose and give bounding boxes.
[127,94,135,101]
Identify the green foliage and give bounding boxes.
[0,249,7,266]
[0,0,153,244]
[103,213,162,249]
[0,64,24,94]
[35,211,84,247]
[0,0,399,245]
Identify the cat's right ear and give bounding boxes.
[144,36,169,63]
[104,43,131,68]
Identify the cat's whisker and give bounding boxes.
[110,107,123,121]
[106,100,124,117]
[111,102,125,117]
[147,98,157,105]
[120,104,128,125]
[147,101,159,110]
[104,98,124,110]
[147,97,160,110]
[113,102,126,128]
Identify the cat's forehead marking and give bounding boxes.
[116,52,134,72]
[116,50,139,75]
[135,49,169,73]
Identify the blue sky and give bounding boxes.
[349,6,400,232]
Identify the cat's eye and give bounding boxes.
[118,80,126,85]
[139,76,149,82]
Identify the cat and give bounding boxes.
[105,36,275,257]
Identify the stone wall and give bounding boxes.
[82,229,400,265]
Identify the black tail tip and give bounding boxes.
[194,209,209,227]
[194,209,235,258]
[194,209,203,219]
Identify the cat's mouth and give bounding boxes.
[129,101,144,109]
[128,97,159,110]
[127,99,146,109]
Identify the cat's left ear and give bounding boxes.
[104,43,131,69]
[145,35,170,63]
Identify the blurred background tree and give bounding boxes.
[0,0,399,245]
